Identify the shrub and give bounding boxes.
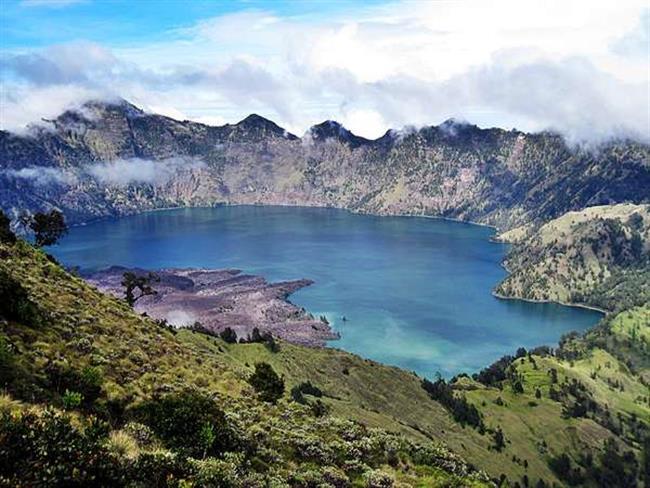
[220,327,238,344]
[0,337,15,387]
[123,421,156,447]
[129,450,191,486]
[310,399,329,417]
[62,390,83,410]
[249,362,285,404]
[492,426,506,452]
[0,270,43,327]
[290,381,323,404]
[133,390,240,458]
[46,363,104,407]
[548,453,584,486]
[0,210,16,244]
[188,453,243,487]
[421,378,483,429]
[363,469,394,488]
[0,409,123,486]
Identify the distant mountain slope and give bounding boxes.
[496,204,650,311]
[1,99,648,229]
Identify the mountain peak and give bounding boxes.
[233,114,298,140]
[308,120,370,148]
[52,98,144,127]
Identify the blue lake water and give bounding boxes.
[51,206,602,378]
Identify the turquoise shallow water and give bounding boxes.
[51,206,602,378]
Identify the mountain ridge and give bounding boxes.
[1,99,649,232]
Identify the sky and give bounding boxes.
[1,0,649,143]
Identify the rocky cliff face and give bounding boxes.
[1,99,649,229]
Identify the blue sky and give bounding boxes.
[1,0,386,48]
[1,0,648,142]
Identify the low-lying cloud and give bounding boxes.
[3,167,77,186]
[2,157,207,189]
[87,157,206,187]
[165,310,196,328]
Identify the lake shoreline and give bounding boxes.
[492,291,609,316]
[56,203,603,376]
[85,265,340,347]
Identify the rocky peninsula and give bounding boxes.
[85,266,338,346]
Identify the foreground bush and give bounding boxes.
[0,409,124,486]
[249,362,285,403]
[132,390,241,459]
[0,269,43,327]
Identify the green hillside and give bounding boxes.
[497,204,650,312]
[1,228,648,486]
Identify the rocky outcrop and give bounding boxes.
[1,99,649,230]
[85,266,338,346]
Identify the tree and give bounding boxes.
[121,271,159,307]
[29,210,67,247]
[627,212,644,231]
[421,378,483,429]
[0,210,16,244]
[219,327,238,344]
[249,362,284,403]
[512,379,524,394]
[493,426,506,452]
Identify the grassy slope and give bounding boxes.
[497,204,650,310]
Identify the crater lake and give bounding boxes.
[51,206,603,377]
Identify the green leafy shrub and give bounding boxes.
[62,390,83,410]
[0,337,15,387]
[46,363,104,407]
[363,469,394,487]
[129,450,191,486]
[132,391,240,458]
[0,409,123,486]
[187,453,243,487]
[249,362,285,403]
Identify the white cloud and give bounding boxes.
[86,157,206,187]
[164,310,196,328]
[1,0,648,143]
[3,167,77,186]
[612,9,650,58]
